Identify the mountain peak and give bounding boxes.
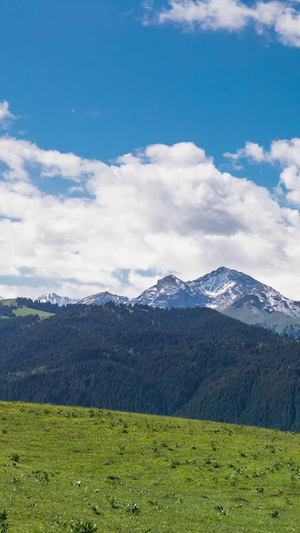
[37,293,79,307]
[157,274,185,289]
[132,273,209,308]
[215,266,231,273]
[79,291,129,306]
[198,265,255,280]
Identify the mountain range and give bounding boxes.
[38,267,300,336]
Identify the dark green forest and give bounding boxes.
[0,302,299,431]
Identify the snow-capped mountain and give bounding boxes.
[132,267,263,310]
[132,274,210,308]
[37,293,79,307]
[190,267,262,310]
[132,266,300,315]
[224,284,300,318]
[79,291,129,306]
[131,267,300,334]
[36,267,300,335]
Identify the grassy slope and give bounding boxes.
[0,299,17,306]
[0,403,299,532]
[0,298,54,320]
[12,307,54,319]
[224,307,300,333]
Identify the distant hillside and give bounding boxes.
[0,297,55,320]
[0,303,300,431]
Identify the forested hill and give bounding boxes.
[0,302,299,431]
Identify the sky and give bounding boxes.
[1,0,300,300]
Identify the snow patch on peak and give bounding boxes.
[132,274,208,308]
[157,275,188,291]
[37,293,79,307]
[189,267,261,310]
[249,286,300,319]
[79,292,129,306]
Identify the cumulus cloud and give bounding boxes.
[225,137,300,207]
[224,142,266,162]
[146,0,300,48]
[1,127,300,299]
[0,136,103,182]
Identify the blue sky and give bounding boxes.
[1,0,300,299]
[2,0,300,181]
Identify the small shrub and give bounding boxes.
[9,453,19,463]
[126,503,140,515]
[0,509,8,533]
[215,505,227,515]
[256,487,264,493]
[106,496,118,509]
[68,518,98,532]
[107,474,120,483]
[91,504,101,515]
[31,470,50,481]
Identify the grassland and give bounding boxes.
[0,298,54,320]
[0,402,299,532]
[12,307,54,319]
[0,299,17,306]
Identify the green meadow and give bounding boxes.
[0,299,54,320]
[12,307,53,319]
[0,402,299,532]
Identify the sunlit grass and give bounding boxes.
[0,402,299,532]
[12,307,54,319]
[0,298,54,320]
[0,299,17,306]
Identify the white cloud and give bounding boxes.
[0,136,103,181]
[224,142,265,162]
[147,0,300,48]
[0,100,17,129]
[225,137,300,207]
[1,126,300,299]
